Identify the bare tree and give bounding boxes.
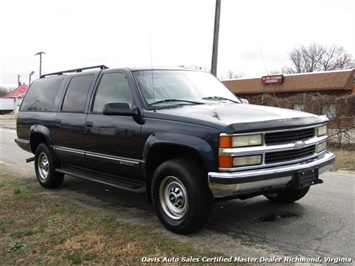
[320,44,355,71]
[224,69,244,79]
[0,86,10,97]
[281,43,355,74]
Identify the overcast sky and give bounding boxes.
[1,0,354,87]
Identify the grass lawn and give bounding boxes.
[0,167,224,266]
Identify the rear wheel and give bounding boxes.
[35,144,64,188]
[264,187,310,203]
[152,159,213,234]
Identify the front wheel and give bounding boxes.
[151,159,213,234]
[35,143,64,188]
[264,186,310,203]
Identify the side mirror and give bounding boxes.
[240,98,249,104]
[103,102,138,116]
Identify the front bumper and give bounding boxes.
[208,152,335,198]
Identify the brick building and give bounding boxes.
[222,69,355,130]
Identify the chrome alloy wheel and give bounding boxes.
[37,152,50,180]
[159,176,188,220]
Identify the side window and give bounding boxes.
[20,76,65,111]
[62,75,94,112]
[92,73,133,113]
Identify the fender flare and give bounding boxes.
[143,132,215,172]
[29,124,54,152]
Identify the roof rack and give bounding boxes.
[40,65,108,78]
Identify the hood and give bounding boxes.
[148,103,328,134]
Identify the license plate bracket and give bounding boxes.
[290,168,319,190]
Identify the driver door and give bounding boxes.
[85,71,142,179]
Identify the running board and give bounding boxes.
[56,166,146,194]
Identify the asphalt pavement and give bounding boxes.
[0,114,16,129]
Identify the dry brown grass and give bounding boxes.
[0,167,223,266]
[329,148,355,172]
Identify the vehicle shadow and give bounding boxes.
[211,196,306,222]
[208,196,307,238]
[61,175,150,210]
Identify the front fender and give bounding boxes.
[143,132,215,171]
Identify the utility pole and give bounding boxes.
[29,71,35,85]
[35,51,46,77]
[211,0,221,77]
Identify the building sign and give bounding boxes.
[261,75,284,84]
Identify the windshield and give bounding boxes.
[132,70,241,107]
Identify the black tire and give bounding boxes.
[34,143,64,188]
[151,159,213,235]
[264,186,310,203]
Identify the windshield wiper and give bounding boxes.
[149,99,203,106]
[202,96,240,104]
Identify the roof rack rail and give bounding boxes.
[40,65,108,78]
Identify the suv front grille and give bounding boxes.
[265,128,315,145]
[219,125,327,171]
[265,145,315,164]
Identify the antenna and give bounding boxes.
[257,41,280,107]
[149,36,156,111]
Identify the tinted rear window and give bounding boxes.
[61,75,94,112]
[20,76,65,111]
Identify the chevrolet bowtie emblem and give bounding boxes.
[294,141,306,149]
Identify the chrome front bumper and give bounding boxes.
[208,152,335,198]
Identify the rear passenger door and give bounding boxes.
[54,74,96,165]
[85,71,142,179]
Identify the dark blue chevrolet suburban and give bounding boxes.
[15,65,335,234]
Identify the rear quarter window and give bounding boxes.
[20,76,65,111]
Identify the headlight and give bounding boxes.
[315,125,327,136]
[232,134,263,147]
[220,134,263,148]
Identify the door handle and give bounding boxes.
[85,121,93,132]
